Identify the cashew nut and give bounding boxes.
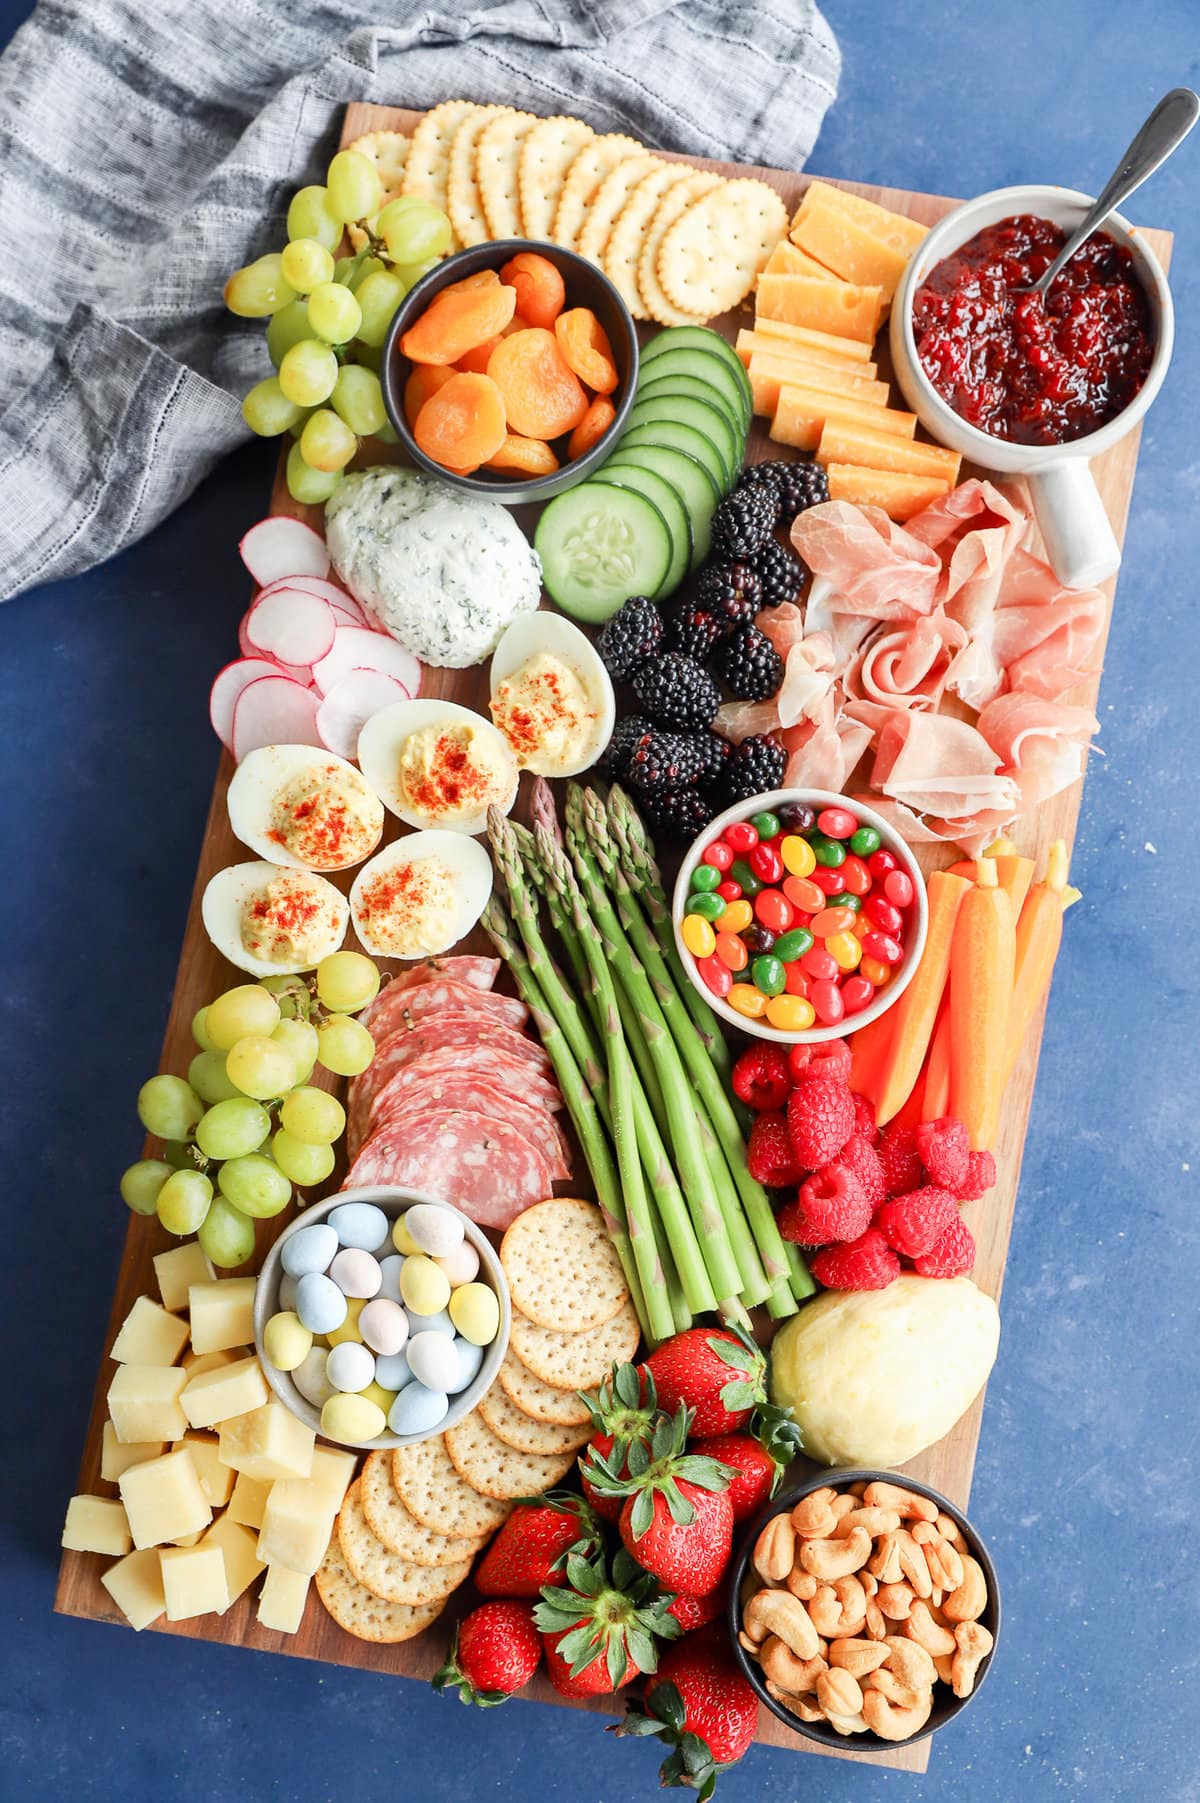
[864,1596,888,1641]
[825,1711,870,1736]
[933,1652,956,1687]
[859,1569,878,1597]
[943,1555,988,1623]
[863,1481,938,1523]
[847,1480,868,1499]
[895,1529,934,1599]
[829,1637,890,1679]
[817,1667,864,1719]
[800,1525,872,1581]
[836,1506,901,1541]
[753,1513,797,1583]
[864,1666,926,1707]
[867,1531,903,1585]
[766,1682,825,1723]
[951,1620,994,1698]
[912,1521,965,1592]
[760,1636,826,1694]
[808,1575,867,1639]
[904,1599,957,1658]
[744,1588,820,1660]
[785,1568,817,1602]
[876,1581,915,1621]
[790,1489,837,1538]
[936,1511,967,1550]
[738,1630,762,1658]
[882,1635,937,1690]
[862,1685,934,1742]
[829,1492,858,1523]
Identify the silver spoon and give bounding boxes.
[1027,86,1199,298]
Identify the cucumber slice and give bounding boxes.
[590,465,690,599]
[640,326,753,418]
[635,369,745,441]
[622,393,737,492]
[534,482,672,623]
[615,424,725,546]
[604,445,716,570]
[636,347,750,432]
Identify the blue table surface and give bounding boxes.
[3,2,1197,1797]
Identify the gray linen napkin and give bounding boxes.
[0,0,839,601]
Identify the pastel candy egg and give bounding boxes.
[448,1281,500,1346]
[405,1330,461,1392]
[359,1297,408,1356]
[374,1350,415,1391]
[391,1215,421,1256]
[281,1222,337,1278]
[278,1272,299,1312]
[446,1337,485,1394]
[291,1346,336,1409]
[263,1311,312,1372]
[326,1340,376,1393]
[404,1305,454,1338]
[361,1381,397,1417]
[403,1203,465,1259]
[399,1255,452,1317]
[376,1254,407,1304]
[329,1247,382,1300]
[295,1272,347,1336]
[328,1202,389,1252]
[321,1392,386,1444]
[435,1240,480,1288]
[387,1382,448,1437]
[327,1296,364,1346]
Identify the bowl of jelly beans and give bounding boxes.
[672,789,928,1043]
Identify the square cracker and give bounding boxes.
[518,116,594,242]
[577,153,662,265]
[554,134,645,253]
[658,176,789,317]
[446,103,508,249]
[639,170,725,327]
[477,110,539,242]
[605,162,697,320]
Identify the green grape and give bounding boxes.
[198,1196,257,1269]
[352,342,383,373]
[341,255,385,294]
[326,149,383,224]
[188,1051,243,1106]
[316,1014,375,1077]
[261,973,312,1017]
[299,407,358,473]
[378,197,452,266]
[373,416,400,445]
[120,1159,173,1216]
[163,1141,197,1172]
[266,299,312,369]
[286,442,343,505]
[156,1169,213,1236]
[218,1153,291,1219]
[316,949,380,1013]
[138,1074,204,1141]
[287,183,343,252]
[354,269,407,347]
[392,257,441,289]
[288,409,316,441]
[278,338,339,406]
[331,365,386,437]
[195,1096,272,1160]
[226,1034,296,1100]
[272,1016,320,1082]
[207,985,281,1050]
[224,253,297,318]
[307,281,362,345]
[280,1085,346,1146]
[242,375,304,438]
[280,237,336,294]
[271,1129,336,1188]
[192,1006,216,1052]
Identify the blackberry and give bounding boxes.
[667,603,725,663]
[632,653,720,730]
[714,734,786,806]
[621,725,709,793]
[597,595,664,680]
[694,562,762,629]
[750,538,804,609]
[640,786,718,841]
[746,457,830,525]
[713,623,783,701]
[697,729,732,787]
[710,481,776,559]
[598,713,652,777]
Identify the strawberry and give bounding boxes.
[615,1625,758,1796]
[916,1117,971,1191]
[810,1227,901,1291]
[959,1148,997,1200]
[592,1408,735,1596]
[787,1073,854,1168]
[690,1431,795,1523]
[433,1601,541,1706]
[666,1586,726,1634]
[641,1327,766,1437]
[746,1111,802,1186]
[474,1493,601,1597]
[535,1546,679,1696]
[876,1186,960,1258]
[877,1122,924,1196]
[579,1361,661,1523]
[913,1212,977,1277]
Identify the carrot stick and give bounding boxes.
[947,859,1016,1149]
[873,870,971,1125]
[1000,840,1070,1096]
[892,1063,927,1130]
[849,1006,898,1106]
[921,998,952,1120]
[994,854,1035,919]
[945,859,976,882]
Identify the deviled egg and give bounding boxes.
[357,699,519,837]
[202,861,349,978]
[227,744,384,873]
[489,612,614,778]
[350,833,493,960]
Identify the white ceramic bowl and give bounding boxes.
[252,1185,510,1450]
[891,184,1173,591]
[672,789,929,1045]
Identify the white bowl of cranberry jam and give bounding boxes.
[891,185,1173,590]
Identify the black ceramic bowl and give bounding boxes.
[380,239,639,504]
[727,1468,1001,1752]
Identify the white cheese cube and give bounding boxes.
[101,1547,166,1630]
[218,1402,314,1483]
[255,1480,336,1576]
[153,1241,215,1314]
[118,1447,212,1550]
[188,1277,257,1355]
[257,1564,310,1634]
[201,1513,265,1612]
[178,1432,235,1509]
[110,1296,191,1367]
[61,1494,132,1557]
[101,1420,166,1483]
[160,1543,229,1620]
[226,1472,273,1531]
[180,1356,268,1430]
[108,1365,189,1445]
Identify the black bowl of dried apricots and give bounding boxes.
[381,239,640,503]
[727,1469,1001,1751]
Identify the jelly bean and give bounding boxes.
[446,1337,484,1394]
[783,875,825,913]
[404,1305,454,1337]
[812,865,848,896]
[321,1392,387,1444]
[405,1203,465,1258]
[773,927,813,963]
[327,1295,365,1347]
[406,1330,461,1391]
[376,1254,407,1305]
[754,888,794,933]
[725,821,759,853]
[784,963,811,999]
[281,1222,337,1279]
[865,895,903,935]
[745,924,776,956]
[817,806,858,839]
[750,809,781,841]
[687,892,726,923]
[779,801,816,834]
[449,1282,501,1346]
[811,905,857,939]
[263,1311,312,1373]
[682,914,717,959]
[295,1271,348,1336]
[326,1340,376,1393]
[809,979,845,1026]
[292,1346,337,1409]
[810,834,846,868]
[850,825,881,857]
[751,954,786,997]
[716,879,742,903]
[329,1247,383,1300]
[826,891,862,912]
[388,1381,449,1437]
[780,834,817,879]
[702,839,734,872]
[400,1256,452,1317]
[728,983,768,1019]
[374,1349,416,1391]
[729,858,762,897]
[765,994,815,1032]
[328,1201,389,1252]
[690,863,721,893]
[359,1297,409,1356]
[698,953,732,999]
[826,930,863,972]
[840,975,875,1014]
[839,854,872,896]
[715,932,748,972]
[392,1214,422,1256]
[860,957,892,987]
[435,1240,480,1288]
[868,848,898,879]
[748,842,784,884]
[884,869,915,908]
[861,930,904,965]
[800,946,838,982]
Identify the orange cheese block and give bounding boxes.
[735,329,877,381]
[748,352,889,417]
[756,274,884,343]
[790,191,914,305]
[792,181,928,256]
[817,419,962,482]
[764,239,838,280]
[825,462,952,520]
[749,317,876,364]
[771,384,917,453]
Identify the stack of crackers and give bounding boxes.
[315,1200,638,1645]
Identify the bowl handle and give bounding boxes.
[1026,460,1120,590]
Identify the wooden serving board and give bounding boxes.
[56,101,1171,1776]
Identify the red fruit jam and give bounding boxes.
[912,213,1154,446]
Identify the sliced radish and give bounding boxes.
[232,676,322,763]
[313,626,422,699]
[257,575,370,628]
[316,669,413,760]
[237,613,254,660]
[245,589,337,668]
[240,517,330,586]
[211,658,286,752]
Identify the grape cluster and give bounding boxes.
[225,149,454,504]
[120,950,381,1267]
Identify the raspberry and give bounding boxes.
[747,1112,802,1187]
[877,1124,924,1197]
[958,1149,997,1201]
[916,1118,971,1192]
[834,1133,887,1209]
[792,1163,872,1244]
[876,1187,960,1258]
[731,1044,792,1113]
[913,1213,977,1278]
[852,1093,879,1142]
[788,1040,852,1086]
[787,1075,854,1169]
[777,1196,823,1246]
[811,1229,901,1292]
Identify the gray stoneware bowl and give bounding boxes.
[381,239,639,503]
[253,1184,510,1451]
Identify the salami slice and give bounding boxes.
[345,1111,554,1230]
[348,1016,553,1148]
[362,956,500,1031]
[366,981,529,1038]
[367,1083,570,1181]
[350,1045,563,1158]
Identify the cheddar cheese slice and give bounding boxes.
[748,316,876,364]
[748,352,889,418]
[757,274,884,343]
[790,191,914,304]
[792,181,928,255]
[825,463,952,519]
[735,329,877,381]
[764,238,837,280]
[771,385,917,453]
[817,420,962,482]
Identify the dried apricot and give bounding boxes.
[554,308,618,394]
[486,434,560,477]
[486,328,588,440]
[414,371,507,472]
[456,336,503,374]
[499,252,566,329]
[567,395,617,459]
[404,362,455,429]
[400,270,517,365]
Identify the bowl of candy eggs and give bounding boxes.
[254,1187,510,1450]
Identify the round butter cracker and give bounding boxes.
[554,133,646,252]
[337,1479,474,1606]
[315,1535,445,1644]
[403,99,479,236]
[509,1299,640,1391]
[359,1448,487,1569]
[639,170,725,327]
[447,103,508,248]
[444,1408,578,1500]
[518,116,595,241]
[577,154,662,265]
[604,162,696,320]
[500,1197,629,1333]
[658,176,789,317]
[477,109,539,241]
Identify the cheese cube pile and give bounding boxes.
[62,1258,353,1637]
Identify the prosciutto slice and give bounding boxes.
[845,611,968,714]
[906,478,1030,633]
[976,693,1100,811]
[991,549,1107,700]
[791,502,941,622]
[782,694,873,792]
[777,631,837,728]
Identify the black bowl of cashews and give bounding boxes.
[726,1469,1000,1751]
